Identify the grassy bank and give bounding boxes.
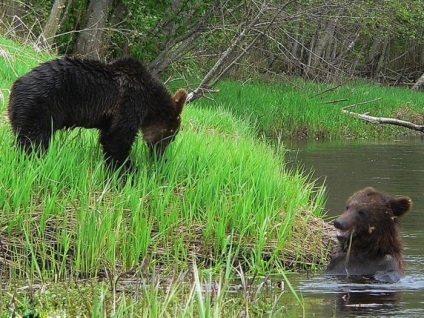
[0,37,333,315]
[192,79,424,141]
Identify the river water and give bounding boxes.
[285,136,424,317]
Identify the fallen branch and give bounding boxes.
[342,98,424,133]
[342,97,382,109]
[309,85,341,98]
[323,98,348,104]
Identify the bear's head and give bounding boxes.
[143,88,187,157]
[333,187,412,247]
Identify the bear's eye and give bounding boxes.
[345,205,349,210]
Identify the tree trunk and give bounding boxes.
[306,32,316,71]
[419,45,424,69]
[74,0,114,59]
[40,0,68,48]
[288,25,301,74]
[412,73,424,91]
[374,37,389,77]
[311,19,338,69]
[366,36,389,77]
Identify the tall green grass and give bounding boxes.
[193,79,424,140]
[0,36,53,85]
[0,104,325,277]
[0,36,328,315]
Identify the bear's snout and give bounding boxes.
[333,217,352,239]
[334,217,348,230]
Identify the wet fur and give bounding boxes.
[8,57,187,170]
[325,187,412,282]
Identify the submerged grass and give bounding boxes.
[0,37,332,315]
[1,259,302,317]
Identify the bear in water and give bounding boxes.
[325,187,412,283]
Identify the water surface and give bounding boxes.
[285,137,424,317]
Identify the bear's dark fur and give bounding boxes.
[8,57,187,170]
[325,187,412,283]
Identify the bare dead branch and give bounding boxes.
[186,1,269,103]
[323,98,348,104]
[148,3,223,76]
[187,0,298,103]
[202,3,267,84]
[342,98,424,133]
[209,30,262,88]
[342,97,382,109]
[208,1,294,88]
[310,85,341,98]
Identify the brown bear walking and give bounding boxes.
[325,187,412,283]
[8,57,187,171]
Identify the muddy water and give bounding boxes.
[285,137,424,317]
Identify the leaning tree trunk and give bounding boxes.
[304,18,338,79]
[74,0,114,59]
[40,0,68,48]
[365,37,389,78]
[311,19,338,68]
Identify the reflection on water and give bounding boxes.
[296,274,424,317]
[285,137,424,317]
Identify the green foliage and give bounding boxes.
[116,0,215,61]
[195,79,424,141]
[0,37,53,86]
[3,0,424,81]
[362,0,424,39]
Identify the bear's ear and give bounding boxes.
[173,88,187,114]
[390,196,412,217]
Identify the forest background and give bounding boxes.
[2,0,424,91]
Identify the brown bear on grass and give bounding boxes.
[325,187,412,283]
[8,57,187,171]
